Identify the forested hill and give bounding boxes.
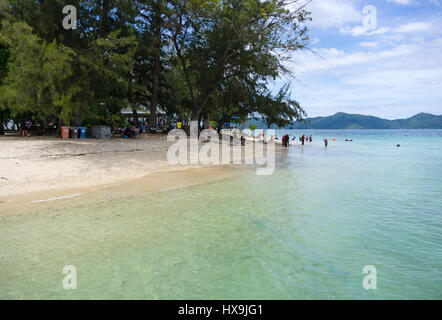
[247,112,442,129]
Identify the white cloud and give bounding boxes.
[288,36,442,118]
[340,26,390,36]
[393,22,432,33]
[386,0,413,5]
[283,1,442,118]
[387,0,440,4]
[340,22,432,37]
[358,41,378,48]
[341,68,442,87]
[300,67,442,118]
[292,44,417,72]
[292,0,362,28]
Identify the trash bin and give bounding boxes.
[78,127,86,139]
[70,127,79,139]
[61,126,70,139]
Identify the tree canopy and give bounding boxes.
[0,0,310,131]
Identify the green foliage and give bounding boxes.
[0,46,9,81]
[165,0,310,121]
[256,83,307,128]
[248,123,257,131]
[0,21,76,124]
[0,0,310,130]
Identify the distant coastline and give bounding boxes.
[247,112,442,129]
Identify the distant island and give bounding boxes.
[246,112,442,129]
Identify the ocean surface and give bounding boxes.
[1,129,441,299]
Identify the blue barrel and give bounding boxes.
[78,127,87,139]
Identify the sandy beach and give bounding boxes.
[0,134,276,209]
[0,135,178,199]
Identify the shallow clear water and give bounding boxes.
[1,129,441,299]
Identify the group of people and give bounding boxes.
[281,133,312,147]
[297,134,312,146]
[20,120,58,137]
[113,125,143,138]
[113,121,181,138]
[279,133,330,148]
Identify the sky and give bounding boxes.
[280,0,442,119]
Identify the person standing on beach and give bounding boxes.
[309,135,312,142]
[301,134,305,146]
[324,137,328,147]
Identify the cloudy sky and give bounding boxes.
[282,0,442,119]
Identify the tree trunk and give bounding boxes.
[217,121,224,134]
[149,0,162,128]
[133,108,139,126]
[74,107,80,127]
[101,0,110,37]
[57,117,63,137]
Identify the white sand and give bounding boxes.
[0,135,183,199]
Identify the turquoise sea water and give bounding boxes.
[1,129,441,299]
